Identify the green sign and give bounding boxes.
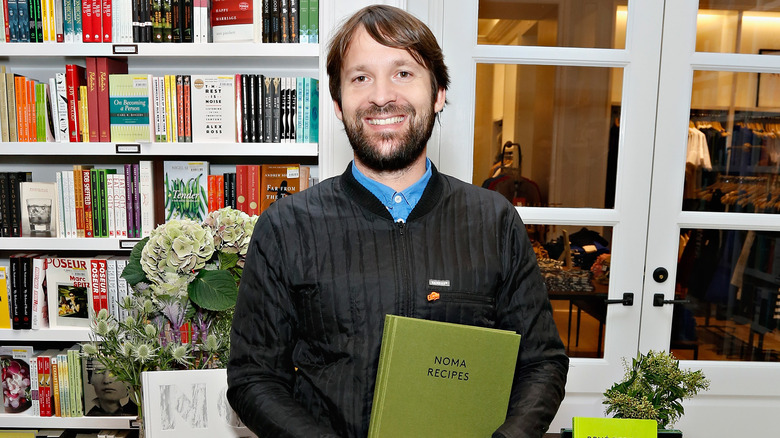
[574,417,658,438]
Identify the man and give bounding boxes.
[227,5,568,438]
[85,359,138,416]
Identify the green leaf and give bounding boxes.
[218,252,239,270]
[188,269,238,311]
[121,237,150,286]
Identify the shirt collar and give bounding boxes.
[351,159,433,223]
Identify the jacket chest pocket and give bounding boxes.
[424,290,497,325]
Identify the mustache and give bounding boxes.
[356,103,416,119]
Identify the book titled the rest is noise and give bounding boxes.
[368,315,521,438]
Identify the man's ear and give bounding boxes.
[333,100,344,121]
[434,87,446,113]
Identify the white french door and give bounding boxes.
[434,0,780,435]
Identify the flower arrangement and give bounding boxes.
[1,356,32,413]
[83,207,257,417]
[603,350,710,429]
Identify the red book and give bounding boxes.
[3,0,9,42]
[82,0,93,42]
[176,75,185,141]
[96,57,128,142]
[247,165,260,216]
[102,0,113,42]
[90,259,108,312]
[235,164,248,213]
[92,0,102,42]
[65,64,86,142]
[37,355,51,417]
[216,175,225,209]
[183,75,191,141]
[86,57,99,142]
[82,169,94,238]
[207,175,216,212]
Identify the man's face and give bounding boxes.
[334,26,446,172]
[91,364,128,402]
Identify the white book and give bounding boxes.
[64,170,77,239]
[49,78,61,142]
[193,1,201,43]
[202,0,210,43]
[157,77,168,142]
[115,258,129,320]
[30,349,40,416]
[138,160,155,237]
[46,258,94,328]
[114,172,127,238]
[190,75,237,143]
[106,258,119,320]
[55,72,69,142]
[31,257,52,329]
[53,0,64,42]
[211,0,255,43]
[0,346,35,414]
[122,0,133,42]
[55,172,67,237]
[152,76,162,142]
[20,182,59,238]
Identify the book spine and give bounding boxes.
[30,350,39,415]
[124,164,135,238]
[8,172,23,237]
[56,172,66,237]
[183,74,191,142]
[102,0,111,41]
[308,0,315,43]
[114,171,127,238]
[9,254,22,329]
[90,0,99,41]
[82,168,93,238]
[86,57,99,142]
[216,174,224,209]
[0,173,10,237]
[98,168,108,237]
[65,65,83,142]
[106,173,115,237]
[64,170,76,238]
[30,256,44,329]
[235,164,247,213]
[38,355,51,416]
[80,0,90,41]
[89,168,99,236]
[176,74,184,141]
[139,160,154,237]
[247,164,259,216]
[106,258,118,319]
[20,254,32,329]
[132,163,140,238]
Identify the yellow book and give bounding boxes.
[573,417,658,438]
[51,355,61,416]
[78,85,89,142]
[0,266,11,329]
[166,74,176,142]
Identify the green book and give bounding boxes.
[368,315,521,438]
[109,74,154,143]
[573,417,658,438]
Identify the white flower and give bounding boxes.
[141,220,215,286]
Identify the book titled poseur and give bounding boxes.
[368,315,521,438]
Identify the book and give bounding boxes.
[19,182,58,238]
[260,164,299,212]
[190,74,236,142]
[572,417,658,438]
[141,368,250,436]
[82,356,137,416]
[367,315,521,438]
[45,258,93,328]
[163,161,209,221]
[0,266,11,329]
[64,64,86,142]
[0,345,35,414]
[108,73,153,142]
[210,0,254,42]
[85,57,99,141]
[96,57,128,142]
[0,67,9,142]
[30,256,51,329]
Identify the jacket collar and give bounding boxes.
[341,161,445,222]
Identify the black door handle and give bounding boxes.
[605,292,633,306]
[653,293,690,307]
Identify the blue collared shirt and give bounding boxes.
[352,159,432,223]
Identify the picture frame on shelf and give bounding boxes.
[756,49,780,108]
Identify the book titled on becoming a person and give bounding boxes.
[368,315,521,438]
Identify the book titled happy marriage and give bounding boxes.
[368,315,521,438]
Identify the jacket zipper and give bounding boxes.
[396,220,412,316]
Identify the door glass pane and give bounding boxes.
[697,2,780,54]
[536,224,612,359]
[675,228,780,362]
[685,70,780,213]
[477,0,628,49]
[475,64,623,209]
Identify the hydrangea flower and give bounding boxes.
[140,219,215,285]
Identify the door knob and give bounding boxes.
[653,293,690,307]
[653,267,669,283]
[605,292,633,306]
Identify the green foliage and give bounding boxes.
[603,350,710,429]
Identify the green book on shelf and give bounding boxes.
[108,74,154,143]
[368,315,521,438]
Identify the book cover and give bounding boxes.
[50,353,60,416]
[89,258,108,313]
[9,253,25,329]
[73,165,93,238]
[108,73,153,143]
[85,57,99,142]
[54,72,69,142]
[0,266,11,329]
[260,164,298,212]
[30,256,51,329]
[138,160,155,236]
[190,75,236,143]
[82,168,94,238]
[367,315,521,438]
[64,64,86,142]
[19,182,58,238]
[45,258,93,328]
[0,345,35,414]
[82,356,137,417]
[163,161,209,221]
[141,368,250,437]
[210,0,254,42]
[96,57,128,142]
[81,0,92,42]
[0,67,9,142]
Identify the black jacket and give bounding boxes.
[227,164,568,438]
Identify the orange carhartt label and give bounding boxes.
[427,291,440,302]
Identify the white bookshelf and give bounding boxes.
[0,414,138,429]
[0,327,92,342]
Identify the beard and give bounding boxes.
[343,100,436,172]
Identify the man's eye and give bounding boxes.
[398,71,411,79]
[354,75,367,83]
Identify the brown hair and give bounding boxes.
[326,5,450,108]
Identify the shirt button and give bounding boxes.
[394,195,403,203]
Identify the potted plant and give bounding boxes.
[602,350,710,435]
[82,207,257,435]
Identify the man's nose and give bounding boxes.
[368,77,397,107]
